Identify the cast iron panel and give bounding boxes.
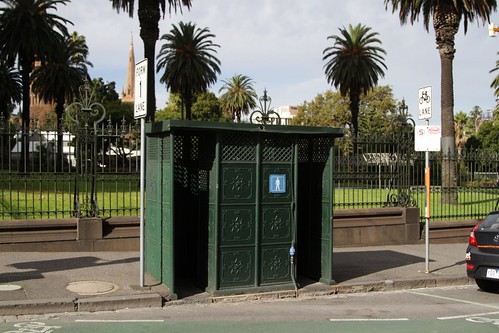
[145,201,162,279]
[262,206,291,242]
[220,247,255,288]
[221,165,256,203]
[260,245,291,284]
[221,208,255,246]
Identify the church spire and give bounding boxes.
[121,33,135,103]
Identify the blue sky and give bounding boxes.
[57,0,499,126]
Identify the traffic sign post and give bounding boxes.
[134,59,147,287]
[416,85,436,273]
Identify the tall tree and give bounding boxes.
[31,31,92,171]
[0,0,71,131]
[156,21,221,120]
[323,23,387,141]
[469,105,484,134]
[0,60,21,120]
[0,0,71,171]
[490,51,499,98]
[454,110,468,153]
[385,0,497,204]
[192,92,223,121]
[111,0,191,123]
[219,74,258,123]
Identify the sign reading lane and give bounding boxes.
[418,86,432,120]
[134,58,147,119]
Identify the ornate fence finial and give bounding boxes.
[250,89,281,125]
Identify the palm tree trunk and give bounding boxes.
[434,4,459,205]
[55,95,65,172]
[440,54,458,205]
[349,89,360,155]
[185,90,192,120]
[138,0,160,123]
[20,59,32,173]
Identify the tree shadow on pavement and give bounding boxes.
[1,256,138,284]
[332,250,429,283]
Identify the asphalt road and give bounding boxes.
[2,285,499,333]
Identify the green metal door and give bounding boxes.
[260,136,294,286]
[210,134,295,292]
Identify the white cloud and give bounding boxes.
[56,0,499,124]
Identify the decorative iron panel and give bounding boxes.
[262,136,293,162]
[221,135,256,162]
[221,166,256,203]
[220,247,255,288]
[261,246,291,284]
[220,208,255,246]
[262,207,291,241]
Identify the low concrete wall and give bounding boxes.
[333,207,420,247]
[0,216,139,251]
[423,220,477,244]
[0,208,473,251]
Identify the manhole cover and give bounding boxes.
[0,284,22,291]
[67,281,118,296]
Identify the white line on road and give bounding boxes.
[438,311,499,320]
[406,289,499,318]
[329,318,409,322]
[75,320,164,323]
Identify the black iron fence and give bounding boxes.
[334,132,499,222]
[0,117,141,220]
[1,119,498,223]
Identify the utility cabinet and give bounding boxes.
[145,120,343,297]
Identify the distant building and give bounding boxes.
[11,131,76,167]
[274,105,298,125]
[120,34,135,103]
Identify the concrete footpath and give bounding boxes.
[0,242,472,316]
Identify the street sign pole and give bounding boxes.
[417,85,435,273]
[424,120,430,273]
[134,59,148,287]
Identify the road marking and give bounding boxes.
[75,320,164,323]
[329,318,409,322]
[439,311,499,320]
[406,290,499,318]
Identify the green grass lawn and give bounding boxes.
[0,173,496,221]
[0,174,140,219]
[334,187,498,221]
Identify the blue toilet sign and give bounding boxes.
[269,174,286,194]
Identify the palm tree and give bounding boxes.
[0,60,22,121]
[31,32,92,171]
[156,21,221,120]
[490,52,499,97]
[111,0,191,123]
[385,0,497,204]
[323,23,387,141]
[0,0,71,171]
[454,111,468,153]
[219,74,258,123]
